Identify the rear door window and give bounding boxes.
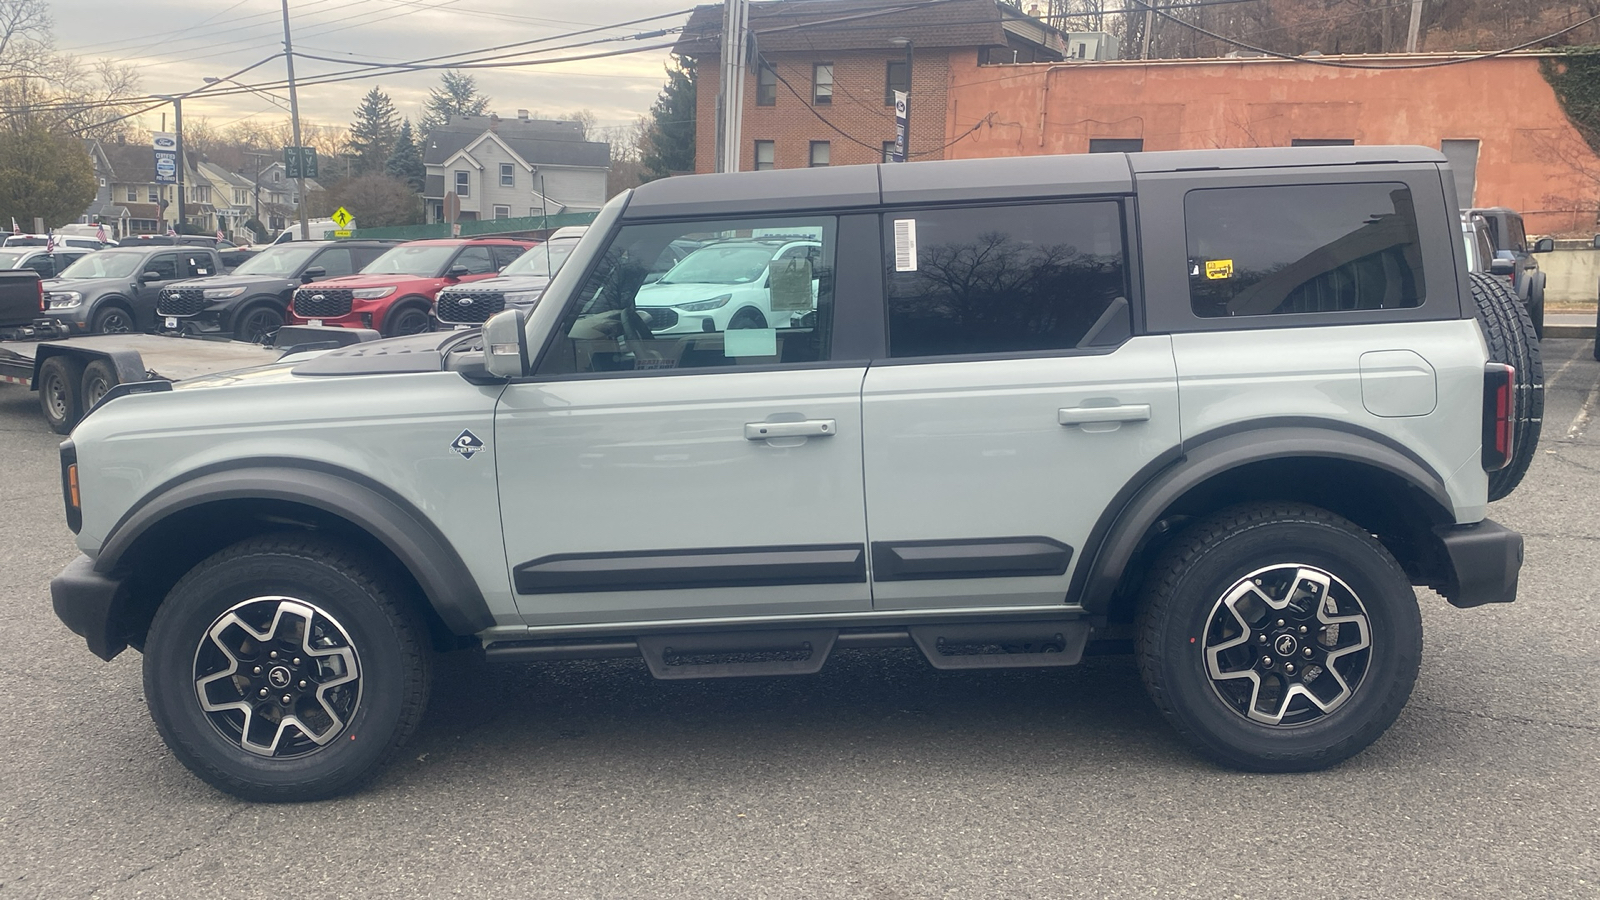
[1185,183,1426,318]
[882,200,1130,358]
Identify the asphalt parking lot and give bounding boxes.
[1,341,1597,899]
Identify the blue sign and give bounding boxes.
[154,150,177,184]
[892,91,909,163]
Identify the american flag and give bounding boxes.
[95,223,108,243]
[166,224,177,237]
[216,229,225,242]
[45,233,57,253]
[9,218,18,235]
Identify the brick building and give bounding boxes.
[676,0,1068,173]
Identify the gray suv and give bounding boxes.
[51,147,1537,801]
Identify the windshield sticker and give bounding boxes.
[769,257,813,311]
[451,429,486,459]
[1205,259,1234,280]
[893,219,918,272]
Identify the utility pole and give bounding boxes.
[1405,0,1424,53]
[1140,1,1156,60]
[173,96,186,234]
[246,151,269,239]
[282,0,309,240]
[716,0,749,173]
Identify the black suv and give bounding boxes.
[157,240,396,342]
[1467,206,1553,336]
[41,245,223,334]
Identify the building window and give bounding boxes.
[754,140,775,170]
[493,204,511,219]
[1290,139,1356,147]
[432,202,444,222]
[883,141,897,162]
[273,171,282,183]
[500,163,514,187]
[813,63,833,105]
[125,186,137,202]
[809,141,830,167]
[98,177,106,187]
[148,187,159,203]
[885,60,909,105]
[455,170,470,197]
[757,64,777,106]
[1089,138,1143,153]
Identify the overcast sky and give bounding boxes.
[51,0,699,138]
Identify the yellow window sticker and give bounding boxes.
[1205,259,1234,280]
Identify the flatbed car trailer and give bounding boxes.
[0,328,375,434]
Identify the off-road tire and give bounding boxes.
[36,355,84,434]
[1468,271,1542,500]
[1136,503,1422,772]
[144,534,432,802]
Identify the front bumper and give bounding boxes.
[1436,519,1523,609]
[51,554,131,661]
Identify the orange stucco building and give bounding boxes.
[942,51,1600,235]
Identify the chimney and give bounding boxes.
[489,113,500,133]
[517,109,529,121]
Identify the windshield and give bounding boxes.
[501,240,579,278]
[58,252,144,279]
[231,244,321,277]
[0,251,26,268]
[659,244,778,285]
[364,244,456,276]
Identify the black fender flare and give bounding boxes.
[96,460,494,636]
[1071,422,1456,614]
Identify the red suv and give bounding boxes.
[288,238,534,335]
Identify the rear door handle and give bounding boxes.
[745,419,836,440]
[1058,404,1151,426]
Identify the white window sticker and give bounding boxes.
[724,328,778,357]
[893,218,918,272]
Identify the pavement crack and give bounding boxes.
[85,805,246,897]
[1416,703,1599,734]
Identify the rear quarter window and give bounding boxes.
[1185,183,1425,318]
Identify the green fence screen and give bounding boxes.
[350,211,598,241]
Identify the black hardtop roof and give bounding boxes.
[621,145,1447,219]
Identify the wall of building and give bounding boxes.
[695,48,953,172]
[942,52,1600,235]
[432,138,607,218]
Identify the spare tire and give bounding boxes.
[1469,271,1542,501]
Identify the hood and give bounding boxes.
[171,331,468,392]
[173,358,305,391]
[42,277,121,293]
[635,281,743,308]
[165,273,297,292]
[303,273,438,290]
[438,273,552,294]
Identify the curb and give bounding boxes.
[1545,325,1596,339]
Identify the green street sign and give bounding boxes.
[283,146,319,179]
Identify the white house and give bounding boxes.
[422,112,610,224]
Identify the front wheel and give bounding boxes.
[143,535,432,801]
[235,304,284,344]
[382,303,433,337]
[1136,503,1421,772]
[91,304,135,335]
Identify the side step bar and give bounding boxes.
[483,619,1095,679]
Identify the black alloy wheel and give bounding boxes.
[236,305,284,344]
[383,304,433,337]
[91,305,134,334]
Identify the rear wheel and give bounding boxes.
[382,302,433,337]
[1137,503,1421,772]
[36,355,84,434]
[80,359,118,411]
[235,304,284,344]
[143,534,433,802]
[1468,271,1542,500]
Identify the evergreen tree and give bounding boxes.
[419,71,490,134]
[384,118,425,194]
[641,57,696,180]
[0,124,97,227]
[346,86,399,177]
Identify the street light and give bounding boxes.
[889,37,913,162]
[202,76,291,111]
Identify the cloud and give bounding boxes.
[52,0,691,133]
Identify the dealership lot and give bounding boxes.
[0,340,1597,898]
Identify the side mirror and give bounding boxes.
[447,264,470,279]
[300,266,326,282]
[139,270,163,283]
[482,308,529,378]
[1532,237,1555,253]
[1489,258,1516,276]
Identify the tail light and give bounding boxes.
[1482,363,1514,472]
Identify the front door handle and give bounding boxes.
[745,419,836,440]
[1058,404,1151,426]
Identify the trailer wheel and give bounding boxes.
[37,355,84,434]
[81,360,119,412]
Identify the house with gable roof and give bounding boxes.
[421,112,610,224]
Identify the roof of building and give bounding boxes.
[98,141,159,183]
[421,115,610,170]
[675,0,1050,56]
